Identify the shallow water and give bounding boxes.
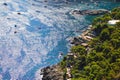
[0,0,120,80]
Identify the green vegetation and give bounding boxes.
[60,7,120,80]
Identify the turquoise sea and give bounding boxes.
[0,0,120,80]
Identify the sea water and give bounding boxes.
[0,0,120,80]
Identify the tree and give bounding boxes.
[71,45,86,55]
[100,28,110,41]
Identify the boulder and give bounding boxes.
[41,65,64,80]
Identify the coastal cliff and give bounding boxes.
[41,7,120,80]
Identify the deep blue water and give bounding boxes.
[0,0,120,80]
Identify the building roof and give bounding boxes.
[108,20,120,25]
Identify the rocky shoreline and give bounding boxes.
[40,25,94,80]
[41,64,64,80]
[69,25,95,45]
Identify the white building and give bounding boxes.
[108,20,120,25]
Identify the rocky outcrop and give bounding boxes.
[69,25,95,46]
[70,9,109,16]
[41,64,64,80]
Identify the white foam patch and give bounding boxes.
[0,75,2,80]
[35,68,43,80]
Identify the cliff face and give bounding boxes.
[41,64,64,80]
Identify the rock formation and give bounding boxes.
[41,65,64,80]
[70,9,109,16]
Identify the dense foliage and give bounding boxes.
[60,7,120,80]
